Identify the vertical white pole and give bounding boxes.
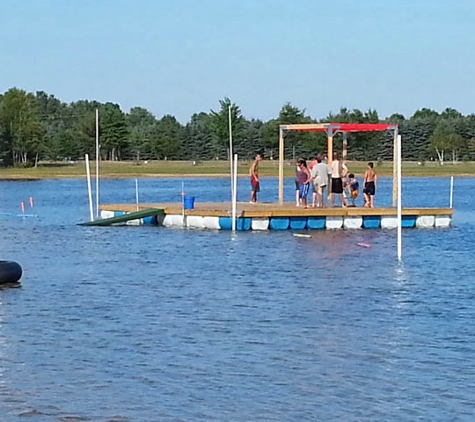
[229,105,234,201]
[135,178,139,212]
[182,181,185,227]
[85,154,94,221]
[397,134,402,261]
[449,176,454,208]
[232,154,238,232]
[95,108,100,218]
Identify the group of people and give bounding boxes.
[295,152,377,208]
[249,152,377,208]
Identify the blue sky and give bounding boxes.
[1,0,473,123]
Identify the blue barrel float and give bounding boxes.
[219,217,251,231]
[290,217,307,230]
[270,217,290,230]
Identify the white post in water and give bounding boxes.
[228,105,234,201]
[95,108,100,218]
[135,178,139,212]
[181,181,185,227]
[232,154,238,232]
[397,134,402,261]
[449,176,454,208]
[85,154,94,221]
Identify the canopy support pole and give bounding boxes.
[327,128,334,164]
[278,127,284,204]
[342,132,348,162]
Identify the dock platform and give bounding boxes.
[98,202,453,230]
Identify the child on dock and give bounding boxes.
[345,173,359,207]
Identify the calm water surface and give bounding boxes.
[0,176,474,421]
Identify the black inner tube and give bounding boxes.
[0,261,23,284]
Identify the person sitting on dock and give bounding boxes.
[297,158,311,208]
[310,153,331,207]
[363,162,377,208]
[250,154,262,203]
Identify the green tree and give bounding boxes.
[99,103,129,161]
[149,115,183,160]
[209,98,245,160]
[0,88,44,166]
[429,120,463,164]
[183,112,214,160]
[126,106,156,161]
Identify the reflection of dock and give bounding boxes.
[99,202,453,230]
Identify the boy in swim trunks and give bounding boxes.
[363,162,377,208]
[296,158,311,208]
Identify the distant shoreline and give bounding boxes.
[1,160,474,180]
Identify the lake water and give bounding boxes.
[0,176,474,421]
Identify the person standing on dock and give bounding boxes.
[329,152,348,207]
[295,161,301,206]
[297,158,311,208]
[250,154,262,203]
[363,162,377,207]
[310,153,331,207]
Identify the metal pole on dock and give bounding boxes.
[85,154,94,221]
[232,154,238,232]
[135,179,139,212]
[229,106,234,202]
[397,134,402,261]
[95,108,100,218]
[182,181,185,227]
[449,176,454,209]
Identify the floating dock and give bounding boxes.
[98,202,453,230]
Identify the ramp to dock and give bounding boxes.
[79,208,164,226]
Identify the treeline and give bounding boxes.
[1,87,474,167]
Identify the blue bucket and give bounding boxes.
[184,196,195,210]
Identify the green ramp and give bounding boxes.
[79,208,165,226]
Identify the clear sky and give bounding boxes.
[1,0,473,123]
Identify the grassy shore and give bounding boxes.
[0,159,474,180]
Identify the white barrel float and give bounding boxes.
[251,218,269,231]
[326,216,343,229]
[186,216,205,229]
[101,210,115,219]
[381,216,398,229]
[163,214,184,227]
[416,215,435,228]
[203,216,220,230]
[435,215,451,228]
[343,216,363,229]
[126,218,142,226]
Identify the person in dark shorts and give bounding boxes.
[329,152,348,207]
[363,162,377,207]
[249,154,262,203]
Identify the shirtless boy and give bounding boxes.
[363,162,377,208]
